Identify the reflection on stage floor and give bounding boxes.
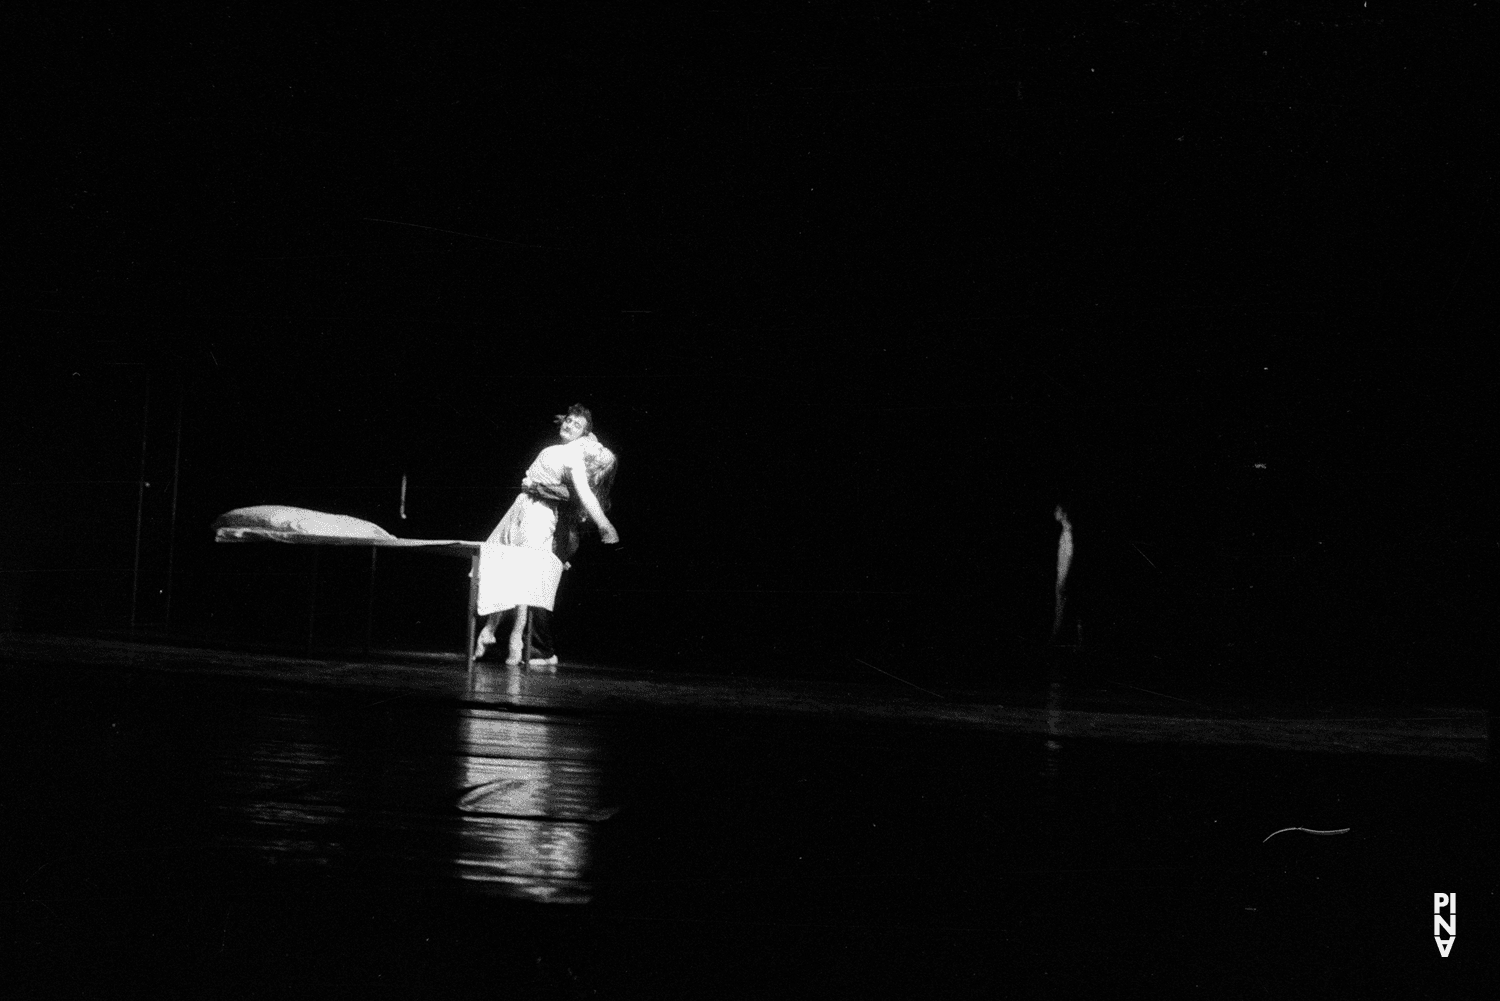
[1,634,1489,997]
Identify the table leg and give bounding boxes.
[465,549,479,672]
[365,547,378,653]
[307,547,319,652]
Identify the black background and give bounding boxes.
[6,3,1494,699]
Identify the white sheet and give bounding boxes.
[215,526,476,549]
[212,505,400,540]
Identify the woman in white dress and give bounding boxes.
[475,405,619,666]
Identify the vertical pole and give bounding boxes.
[163,379,184,632]
[365,546,378,653]
[465,548,479,672]
[307,547,319,651]
[129,368,150,634]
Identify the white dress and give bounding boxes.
[474,441,586,615]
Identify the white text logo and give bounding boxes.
[1433,893,1456,957]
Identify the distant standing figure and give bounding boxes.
[475,405,619,666]
[1053,505,1075,642]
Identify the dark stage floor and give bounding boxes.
[2,633,1490,998]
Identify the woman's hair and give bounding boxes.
[581,435,618,512]
[559,403,613,508]
[554,435,618,559]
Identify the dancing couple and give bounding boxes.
[474,404,619,667]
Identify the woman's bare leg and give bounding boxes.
[475,612,502,658]
[506,606,528,666]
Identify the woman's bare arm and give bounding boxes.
[568,463,619,543]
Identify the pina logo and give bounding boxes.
[1433,893,1457,957]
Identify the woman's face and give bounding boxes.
[559,414,589,442]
